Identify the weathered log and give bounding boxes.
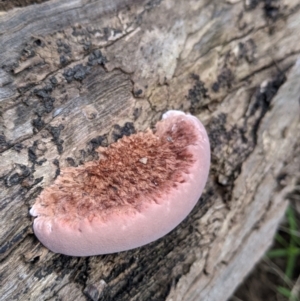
[0,0,299,300]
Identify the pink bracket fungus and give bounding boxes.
[30,110,210,256]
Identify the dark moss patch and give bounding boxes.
[263,0,280,20]
[50,76,58,86]
[37,158,47,166]
[6,173,22,186]
[0,0,49,11]
[187,74,208,114]
[211,82,220,92]
[53,159,60,178]
[28,142,38,164]
[34,87,56,115]
[248,72,286,144]
[47,124,64,154]
[0,135,10,153]
[87,49,107,67]
[112,122,136,142]
[66,157,77,167]
[83,41,92,52]
[13,143,23,152]
[207,113,247,197]
[34,89,49,99]
[5,164,31,187]
[28,141,47,166]
[51,48,106,100]
[211,68,234,92]
[32,115,45,132]
[34,38,43,47]
[85,135,108,160]
[134,89,143,97]
[244,0,281,21]
[133,108,142,120]
[60,55,69,66]
[57,39,71,54]
[208,71,287,203]
[207,113,228,151]
[235,39,257,64]
[63,64,91,83]
[89,135,108,151]
[21,44,35,60]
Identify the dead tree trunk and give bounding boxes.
[0,1,299,300]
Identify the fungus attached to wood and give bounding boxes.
[30,110,210,256]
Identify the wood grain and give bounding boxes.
[0,0,299,300]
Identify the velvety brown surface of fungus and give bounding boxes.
[36,118,196,221]
[30,110,210,256]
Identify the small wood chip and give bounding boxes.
[139,157,148,164]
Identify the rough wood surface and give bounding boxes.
[0,0,299,300]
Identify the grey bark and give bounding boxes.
[0,0,299,301]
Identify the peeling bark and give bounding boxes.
[0,0,299,301]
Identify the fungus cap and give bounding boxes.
[30,110,210,256]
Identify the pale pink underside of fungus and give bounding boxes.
[30,110,210,256]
